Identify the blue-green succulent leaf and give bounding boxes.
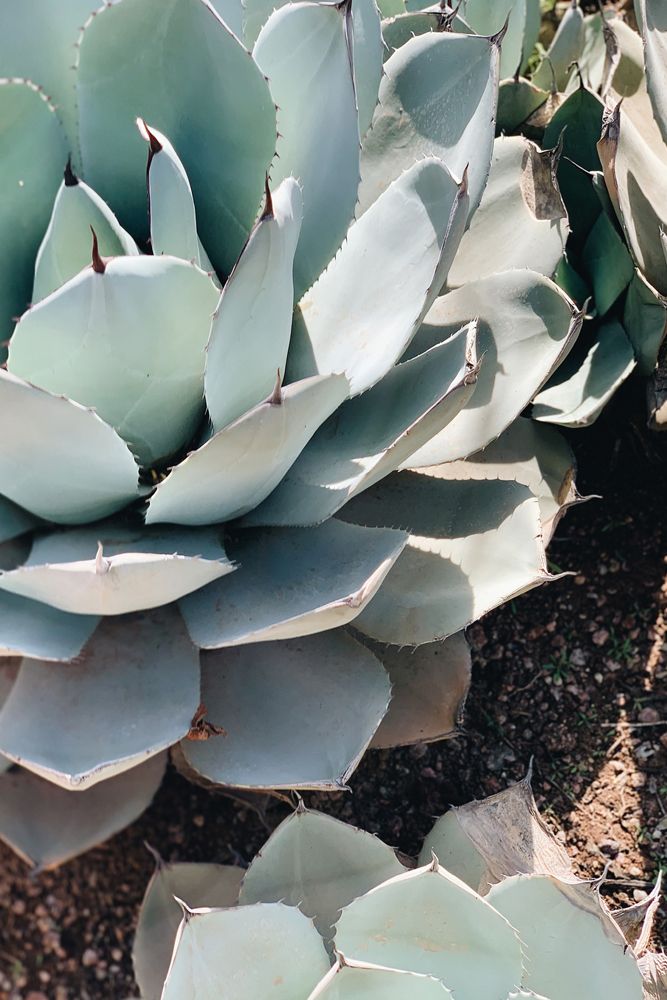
[532,320,636,428]
[240,809,406,941]
[358,31,498,219]
[381,11,443,60]
[458,0,540,78]
[146,373,349,526]
[138,120,214,274]
[0,497,38,545]
[335,863,524,1000]
[162,903,330,1000]
[33,172,140,302]
[9,255,219,468]
[418,811,488,893]
[0,525,234,616]
[343,473,550,645]
[309,961,455,999]
[0,591,99,661]
[623,268,667,375]
[487,876,644,1000]
[636,0,667,144]
[404,270,580,467]
[582,211,634,316]
[532,0,585,91]
[179,521,407,647]
[181,632,390,789]
[0,661,17,776]
[287,159,468,395]
[254,1,360,298]
[254,321,478,525]
[0,754,166,870]
[210,0,244,37]
[205,177,303,432]
[0,607,200,790]
[76,0,277,276]
[0,370,140,524]
[447,137,568,290]
[351,0,384,138]
[134,862,244,1000]
[0,81,67,353]
[496,77,549,133]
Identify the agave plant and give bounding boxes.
[131,775,661,1000]
[0,0,584,866]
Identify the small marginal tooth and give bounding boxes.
[95,541,111,575]
[64,155,78,187]
[90,227,106,274]
[269,369,283,405]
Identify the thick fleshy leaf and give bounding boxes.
[496,77,549,133]
[623,269,667,375]
[381,11,442,59]
[597,101,667,296]
[258,322,477,525]
[612,872,662,954]
[351,0,384,137]
[636,0,667,144]
[369,633,471,749]
[419,812,488,894]
[309,960,454,999]
[179,521,407,648]
[582,210,634,316]
[532,1,585,92]
[404,271,579,467]
[134,860,243,1000]
[205,178,303,432]
[162,902,330,1000]
[181,632,390,789]
[0,660,19,776]
[76,0,277,275]
[459,0,540,78]
[446,137,567,289]
[146,374,349,526]
[0,81,67,350]
[0,591,98,661]
[288,159,468,395]
[32,172,139,302]
[0,608,200,789]
[138,120,213,272]
[0,371,140,524]
[358,31,498,219]
[335,863,524,1000]
[488,876,644,1000]
[240,808,405,940]
[210,0,244,37]
[9,256,219,468]
[343,472,550,645]
[0,525,233,616]
[0,497,38,545]
[0,753,166,870]
[254,1,359,297]
[419,418,579,544]
[532,321,636,428]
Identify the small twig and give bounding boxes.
[600,720,667,728]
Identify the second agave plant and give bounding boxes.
[0,0,584,865]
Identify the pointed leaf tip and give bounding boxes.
[143,840,165,870]
[136,116,163,156]
[601,100,622,143]
[89,227,106,274]
[262,174,274,219]
[269,369,283,405]
[491,13,511,47]
[64,155,78,187]
[94,541,110,575]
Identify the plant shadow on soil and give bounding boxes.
[1,377,666,999]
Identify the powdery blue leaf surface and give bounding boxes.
[308,962,454,999]
[0,497,38,545]
[0,591,99,662]
[636,0,667,144]
[459,0,541,78]
[623,268,667,375]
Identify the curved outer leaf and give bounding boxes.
[369,633,471,749]
[205,178,304,432]
[288,159,468,396]
[162,902,330,1000]
[418,812,488,895]
[404,271,579,467]
[0,81,68,352]
[240,808,405,940]
[33,173,139,302]
[76,0,277,276]
[460,0,540,78]
[9,255,219,468]
[0,660,19,775]
[532,1,585,92]
[0,753,166,870]
[0,497,38,545]
[335,863,524,1000]
[254,1,360,298]
[308,962,454,999]
[636,0,667,144]
[446,137,568,289]
[138,120,213,272]
[0,607,200,789]
[582,210,634,316]
[146,373,349,526]
[342,472,550,645]
[0,525,234,616]
[496,77,549,134]
[532,320,636,428]
[381,12,442,60]
[0,0,98,148]
[357,30,499,219]
[422,418,579,545]
[210,0,244,37]
[0,591,99,661]
[181,632,390,789]
[258,322,477,525]
[179,521,407,648]
[624,268,667,375]
[134,860,243,1000]
[0,370,140,524]
[488,876,644,1000]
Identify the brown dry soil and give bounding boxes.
[1,380,666,999]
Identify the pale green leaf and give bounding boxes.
[0,497,38,545]
[532,1,585,92]
[309,962,454,999]
[459,0,538,78]
[636,0,667,144]
[623,268,667,375]
[582,211,634,316]
[0,591,98,662]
